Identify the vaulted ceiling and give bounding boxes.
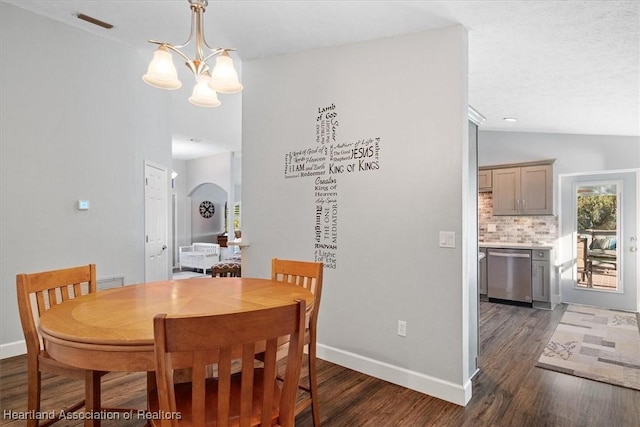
[5,0,639,159]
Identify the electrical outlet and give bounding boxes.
[397,320,407,337]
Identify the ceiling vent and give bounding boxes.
[74,13,114,29]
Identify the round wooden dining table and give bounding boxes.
[38,277,314,373]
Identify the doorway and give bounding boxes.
[559,170,638,311]
[189,183,227,244]
[144,161,169,282]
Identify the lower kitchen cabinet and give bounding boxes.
[532,249,555,309]
[479,248,487,296]
[481,245,555,309]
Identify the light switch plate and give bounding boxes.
[439,231,455,248]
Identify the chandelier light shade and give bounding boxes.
[189,74,221,107]
[209,51,243,94]
[142,0,242,107]
[142,46,182,90]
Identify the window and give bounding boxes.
[575,182,619,291]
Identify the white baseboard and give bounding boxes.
[0,340,26,360]
[3,339,473,406]
[317,343,472,406]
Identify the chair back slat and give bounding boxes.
[217,347,232,427]
[260,337,278,426]
[239,343,256,426]
[35,292,47,318]
[191,353,207,427]
[153,300,305,427]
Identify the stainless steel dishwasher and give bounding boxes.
[487,248,532,304]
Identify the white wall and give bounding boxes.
[479,130,640,172]
[0,3,172,356]
[190,183,227,242]
[172,159,189,265]
[186,152,233,196]
[242,26,473,405]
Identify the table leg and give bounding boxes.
[84,371,101,427]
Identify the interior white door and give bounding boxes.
[145,161,169,282]
[559,170,638,311]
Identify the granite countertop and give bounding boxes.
[479,241,555,250]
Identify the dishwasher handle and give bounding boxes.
[488,251,531,259]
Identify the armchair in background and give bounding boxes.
[178,243,220,273]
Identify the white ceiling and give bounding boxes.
[5,0,639,160]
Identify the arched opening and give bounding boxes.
[188,182,227,243]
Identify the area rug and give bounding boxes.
[536,304,640,390]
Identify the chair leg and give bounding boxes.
[308,343,320,427]
[26,363,41,427]
[84,371,102,427]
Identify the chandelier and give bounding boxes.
[142,0,242,108]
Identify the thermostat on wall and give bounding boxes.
[78,200,90,210]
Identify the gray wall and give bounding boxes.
[241,26,474,405]
[479,130,640,172]
[0,3,172,356]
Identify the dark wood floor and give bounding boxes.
[1,301,639,426]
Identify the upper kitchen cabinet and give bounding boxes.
[478,169,492,192]
[492,161,554,215]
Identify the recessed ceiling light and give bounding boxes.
[503,117,517,122]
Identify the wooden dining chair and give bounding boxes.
[271,258,324,427]
[211,261,242,277]
[16,264,105,427]
[150,300,306,427]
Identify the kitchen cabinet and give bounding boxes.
[532,249,555,309]
[478,169,492,192]
[479,248,487,295]
[492,163,553,215]
[480,244,556,310]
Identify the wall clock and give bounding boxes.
[199,200,215,218]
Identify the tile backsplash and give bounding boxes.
[478,192,558,245]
